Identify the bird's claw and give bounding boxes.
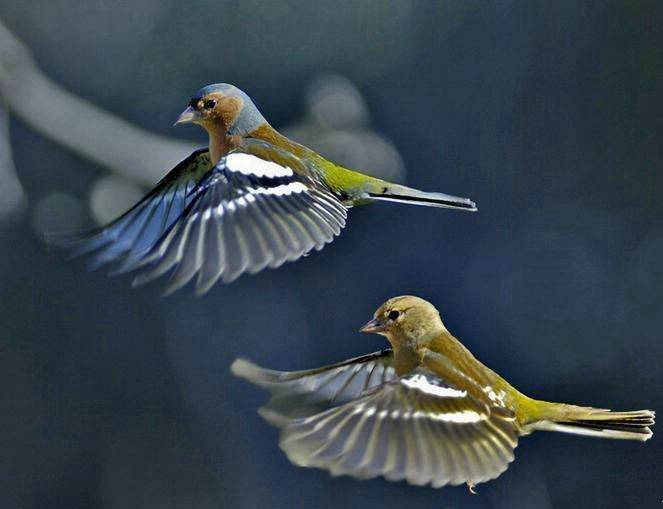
[466,482,477,495]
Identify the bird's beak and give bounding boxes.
[359,318,385,334]
[174,106,200,126]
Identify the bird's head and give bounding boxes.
[174,83,267,136]
[360,295,446,348]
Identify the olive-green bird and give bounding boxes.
[63,84,476,294]
[232,295,654,491]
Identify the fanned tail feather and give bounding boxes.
[532,406,654,441]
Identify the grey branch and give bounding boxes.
[0,20,197,187]
[0,96,25,218]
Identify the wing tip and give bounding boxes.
[194,278,217,296]
[258,407,290,427]
[231,357,268,383]
[44,230,101,258]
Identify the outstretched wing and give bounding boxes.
[54,149,212,272]
[134,140,348,293]
[266,370,519,488]
[57,140,348,294]
[231,350,396,419]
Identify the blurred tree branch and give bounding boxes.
[0,20,404,225]
[0,19,197,191]
[0,96,25,218]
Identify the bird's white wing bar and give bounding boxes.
[265,370,519,488]
[231,350,396,420]
[401,373,468,399]
[132,141,348,294]
[225,153,294,178]
[244,182,309,197]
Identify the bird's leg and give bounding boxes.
[466,482,477,495]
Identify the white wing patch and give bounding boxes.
[245,182,308,197]
[486,386,507,405]
[401,373,468,399]
[225,153,294,178]
[211,183,309,214]
[358,403,483,423]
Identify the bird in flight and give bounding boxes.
[62,84,476,294]
[232,295,654,491]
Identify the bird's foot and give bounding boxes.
[466,482,477,495]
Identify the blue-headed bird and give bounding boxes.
[61,84,476,294]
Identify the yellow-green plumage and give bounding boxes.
[249,123,477,208]
[232,295,654,489]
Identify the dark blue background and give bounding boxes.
[1,1,661,508]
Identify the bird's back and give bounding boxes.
[248,123,388,198]
[422,331,528,417]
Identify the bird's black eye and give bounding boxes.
[388,310,400,321]
[204,99,217,109]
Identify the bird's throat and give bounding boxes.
[206,126,240,165]
[392,345,421,376]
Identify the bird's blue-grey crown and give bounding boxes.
[191,83,267,136]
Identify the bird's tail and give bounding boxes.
[366,182,477,212]
[529,402,654,442]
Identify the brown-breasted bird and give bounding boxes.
[231,295,654,491]
[61,84,476,294]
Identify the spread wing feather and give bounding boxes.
[52,149,211,270]
[252,369,519,487]
[53,140,348,294]
[231,350,396,419]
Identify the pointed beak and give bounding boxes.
[359,318,385,334]
[174,106,199,126]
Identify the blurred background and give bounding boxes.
[1,1,661,508]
